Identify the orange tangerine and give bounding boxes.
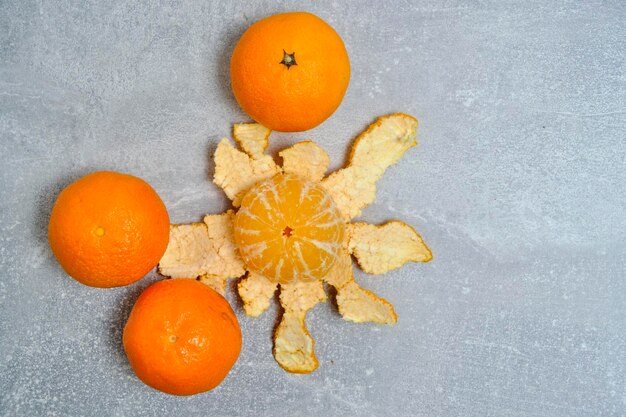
[230,12,350,132]
[123,279,241,395]
[233,174,345,283]
[48,171,170,288]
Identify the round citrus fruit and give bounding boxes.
[233,173,345,283]
[48,171,170,288]
[123,278,242,396]
[230,12,350,132]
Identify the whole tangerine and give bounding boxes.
[230,12,350,132]
[123,279,242,396]
[47,171,170,288]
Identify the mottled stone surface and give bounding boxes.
[1,1,625,416]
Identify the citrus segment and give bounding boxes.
[234,173,344,283]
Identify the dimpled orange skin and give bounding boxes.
[47,171,170,288]
[123,279,242,396]
[230,12,350,132]
[234,174,345,283]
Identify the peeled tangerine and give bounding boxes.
[158,113,432,373]
[234,174,344,284]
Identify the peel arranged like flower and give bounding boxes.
[159,113,432,373]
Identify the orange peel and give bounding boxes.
[347,221,432,274]
[158,211,245,294]
[238,272,277,317]
[213,138,280,206]
[321,113,418,220]
[159,113,430,373]
[280,141,330,182]
[274,281,326,373]
[323,251,396,324]
[233,122,271,158]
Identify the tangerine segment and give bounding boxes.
[234,173,345,283]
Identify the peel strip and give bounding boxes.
[347,221,432,274]
[273,281,326,373]
[233,123,271,158]
[158,211,246,294]
[213,138,280,206]
[321,113,418,220]
[238,272,277,317]
[323,251,397,324]
[280,141,330,182]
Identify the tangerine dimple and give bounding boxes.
[233,173,345,283]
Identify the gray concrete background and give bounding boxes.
[1,1,625,416]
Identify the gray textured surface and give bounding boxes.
[1,0,625,416]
